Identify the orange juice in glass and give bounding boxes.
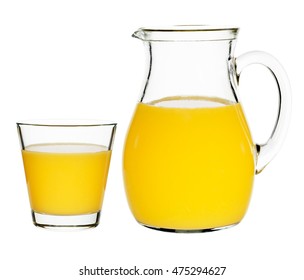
[17,120,116,230]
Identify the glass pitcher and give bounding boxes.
[123,26,291,232]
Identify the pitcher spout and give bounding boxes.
[132,29,146,40]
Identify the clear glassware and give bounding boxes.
[123,26,291,232]
[17,120,116,230]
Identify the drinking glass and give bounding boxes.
[17,120,116,230]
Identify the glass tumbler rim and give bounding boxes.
[16,119,117,128]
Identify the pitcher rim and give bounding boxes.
[133,25,239,42]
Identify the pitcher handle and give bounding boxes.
[236,51,292,174]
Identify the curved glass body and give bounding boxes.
[123,26,291,232]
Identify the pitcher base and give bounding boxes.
[141,223,238,233]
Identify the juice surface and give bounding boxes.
[123,96,256,230]
[22,143,111,215]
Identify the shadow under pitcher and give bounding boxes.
[123,25,291,232]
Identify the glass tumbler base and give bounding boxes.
[31,211,100,230]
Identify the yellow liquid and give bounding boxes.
[123,96,256,230]
[22,143,111,215]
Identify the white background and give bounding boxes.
[0,1,302,279]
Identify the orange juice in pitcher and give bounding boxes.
[124,96,255,230]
